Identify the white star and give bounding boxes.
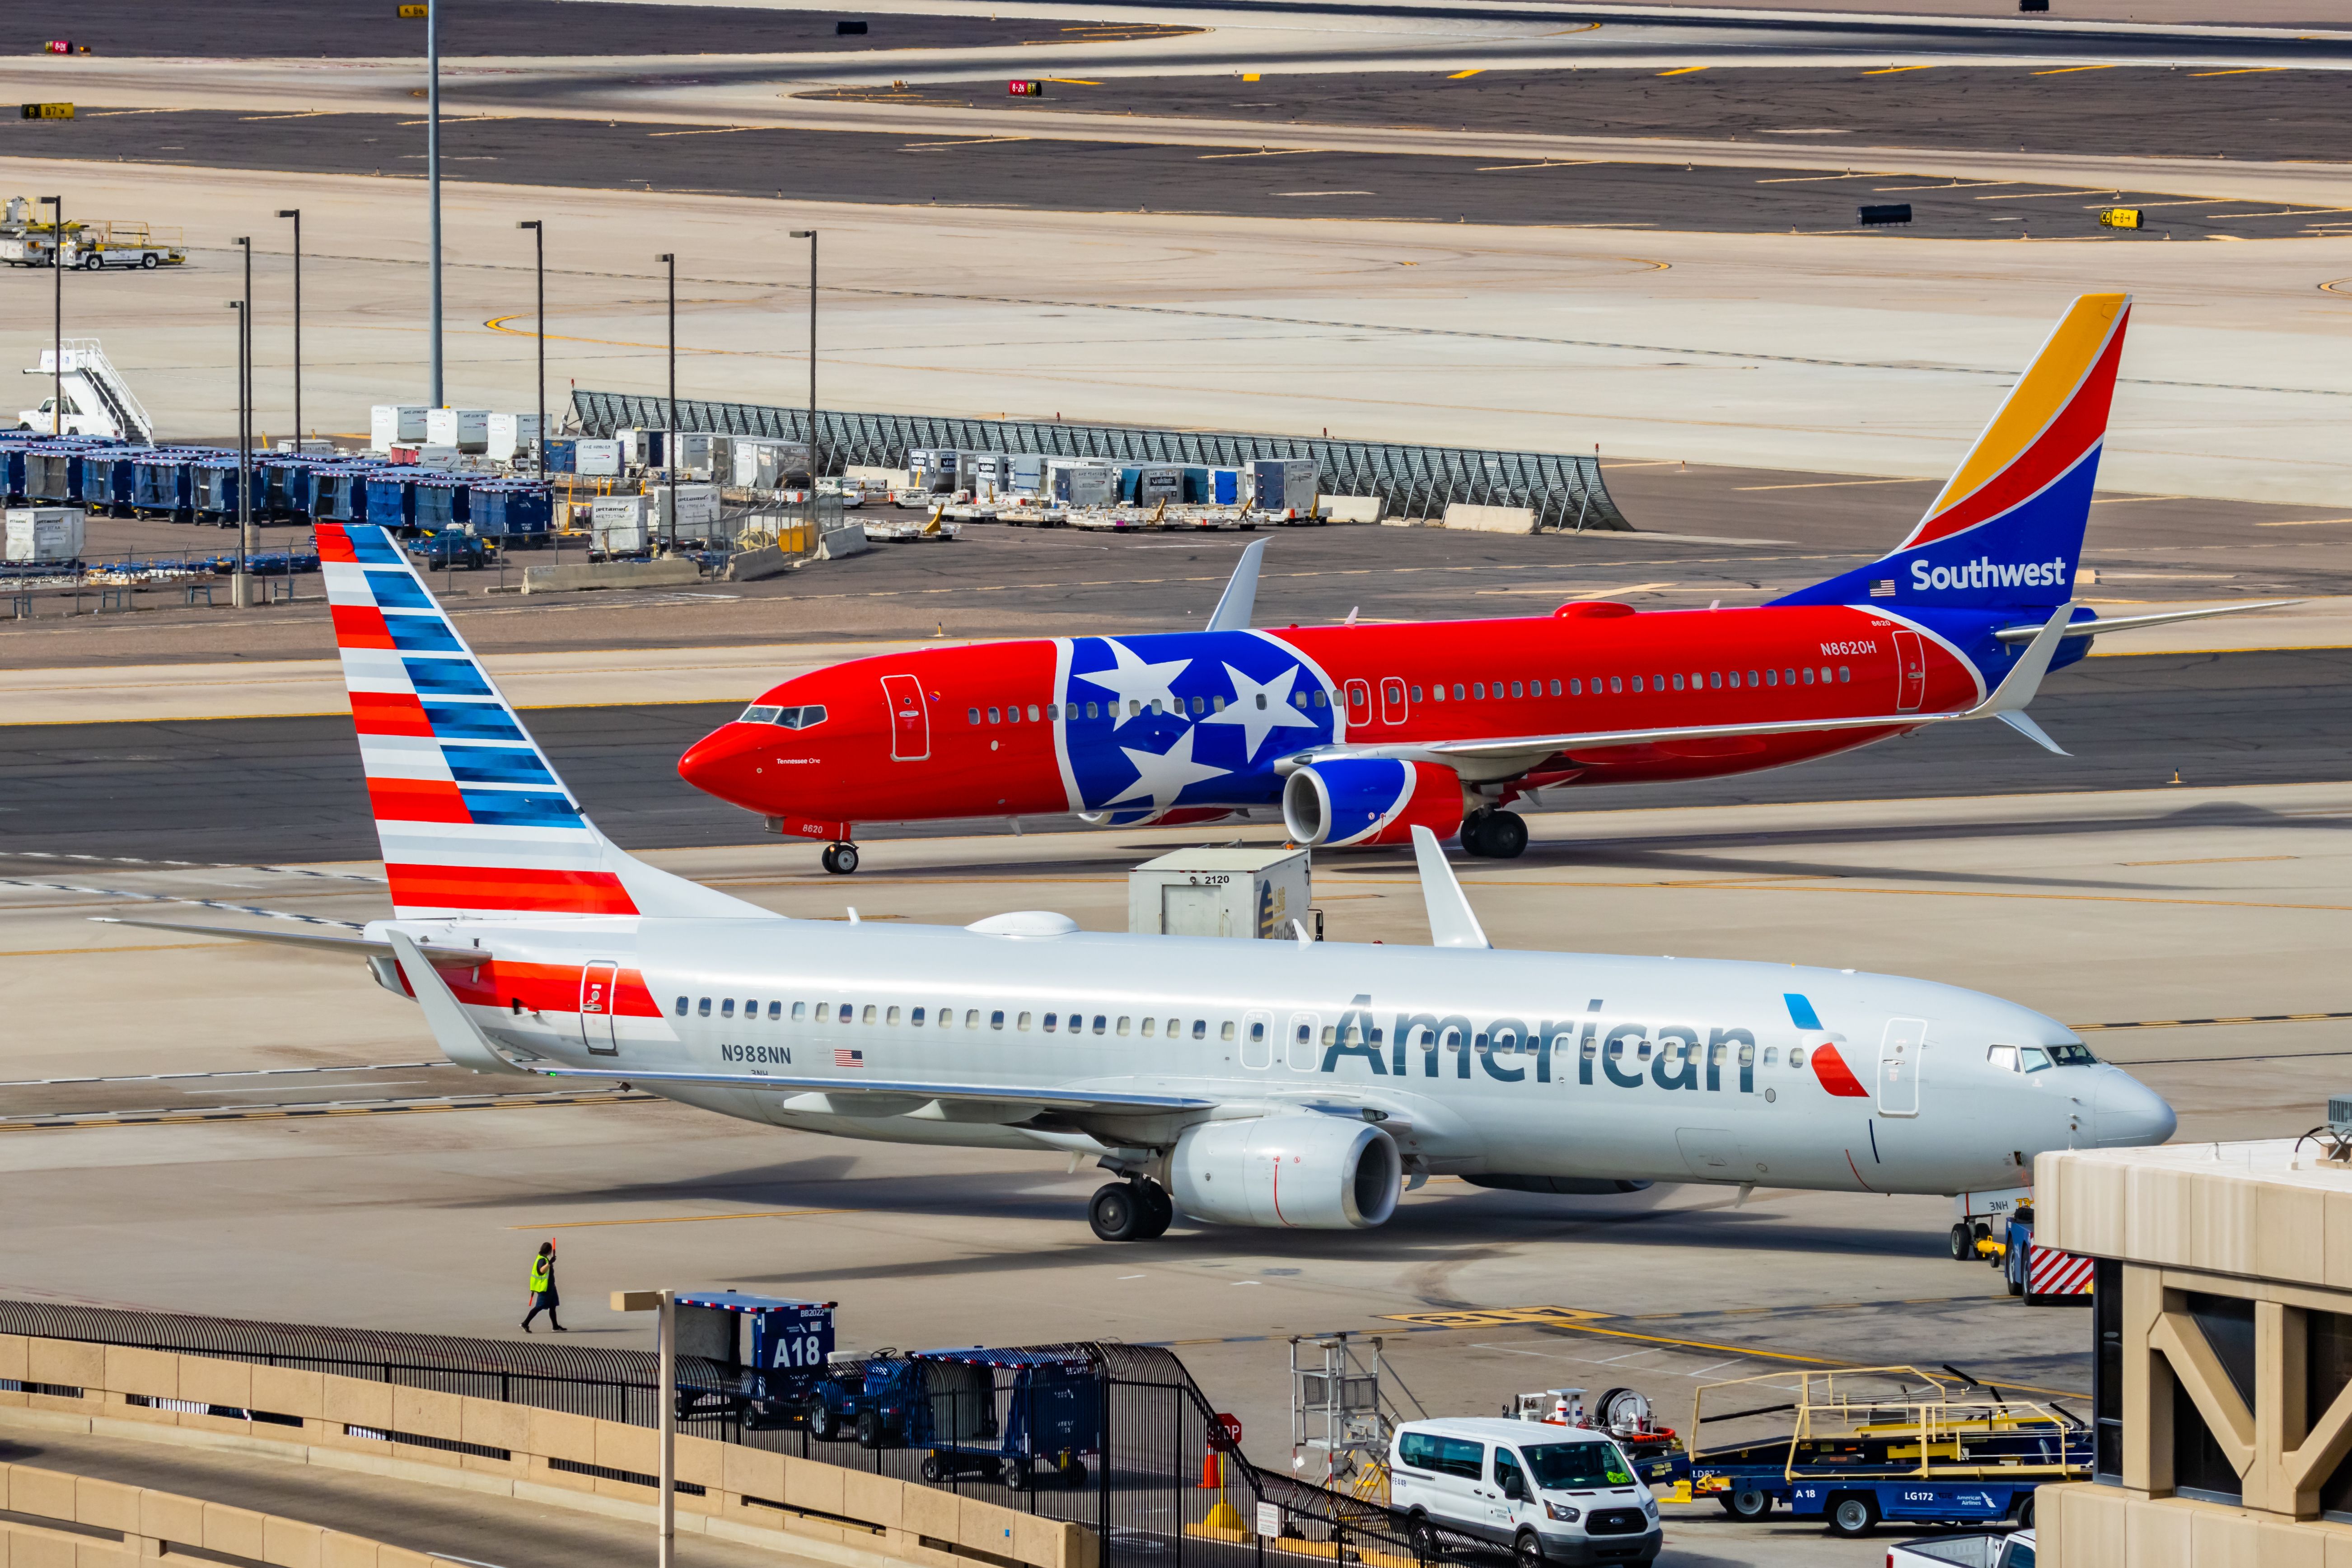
[1105,726,1230,811]
[1075,639,1192,730]
[1201,661,1319,762]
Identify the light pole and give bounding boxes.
[613,1290,677,1568]
[790,229,815,477]
[277,208,302,452]
[39,196,61,435]
[659,251,676,553]
[517,221,544,480]
[427,0,443,405]
[234,236,254,607]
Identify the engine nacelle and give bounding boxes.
[1166,1114,1402,1229]
[1281,759,1463,848]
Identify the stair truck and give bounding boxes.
[1687,1366,2086,1537]
[16,339,155,443]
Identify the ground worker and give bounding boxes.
[521,1240,564,1333]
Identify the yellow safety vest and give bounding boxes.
[529,1256,552,1292]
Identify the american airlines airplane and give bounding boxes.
[106,521,2178,1243]
[679,292,2280,874]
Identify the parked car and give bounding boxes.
[1888,1527,2035,1567]
[1389,1416,1661,1566]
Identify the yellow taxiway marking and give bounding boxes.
[898,136,1029,150]
[1735,477,1931,491]
[645,125,778,138]
[1863,65,1931,75]
[1381,1306,1612,1328]
[2190,67,2284,76]
[1044,78,1103,85]
[1658,66,1709,76]
[2256,517,2352,527]
[2120,855,2297,867]
[1477,159,1605,171]
[239,111,338,122]
[2032,64,2118,75]
[510,1207,856,1230]
[1198,148,1326,159]
[1449,68,1485,79]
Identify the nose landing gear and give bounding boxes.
[820,842,860,875]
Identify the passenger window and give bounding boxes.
[1148,700,1160,716]
[862,1005,876,1025]
[1028,705,1041,721]
[1748,670,1760,686]
[1839,666,1851,683]
[938,1008,952,1028]
[1763,1047,1778,1065]
[1314,690,1329,708]
[1431,683,1445,702]
[968,707,980,724]
[698,997,711,1017]
[1092,1015,1108,1035]
[1988,1044,2020,1073]
[768,1001,781,1020]
[1631,676,1644,693]
[1764,669,1777,687]
[792,1001,806,1020]
[1249,1020,1267,1044]
[1790,1047,1807,1069]
[1293,692,1308,709]
[1168,1017,1181,1037]
[1086,702,1100,719]
[1398,1432,1439,1473]
[988,707,1001,724]
[1007,705,1021,725]
[909,1006,924,1025]
[966,1009,982,1030]
[1018,1011,1032,1030]
[1472,683,1485,700]
[1609,676,1623,694]
[885,1006,900,1025]
[1453,684,1465,701]
[1672,674,1686,691]
[722,999,736,1019]
[675,996,688,1016]
[1192,1020,1206,1040]
[1510,682,1524,698]
[1728,671,1741,689]
[1803,667,1816,685]
[991,1011,1005,1030]
[1569,678,1582,695]
[1710,671,1722,689]
[1437,1437,1486,1481]
[1117,1017,1130,1036]
[1739,1043,1754,1065]
[1141,1018,1156,1037]
[1495,1450,1526,1497]
[1043,1012,1058,1032]
[1221,1021,1235,1042]
[1412,685,1424,702]
[1546,679,1559,696]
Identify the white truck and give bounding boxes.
[1888,1528,2034,1568]
[14,339,155,443]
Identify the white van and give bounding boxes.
[1388,1417,1660,1567]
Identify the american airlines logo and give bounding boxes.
[1910,556,2071,593]
[1322,997,1757,1094]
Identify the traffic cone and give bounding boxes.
[1199,1451,1223,1489]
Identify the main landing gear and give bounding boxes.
[1089,1178,1174,1241]
[819,842,860,875]
[1459,808,1529,860]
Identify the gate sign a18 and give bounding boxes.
[751,1301,837,1375]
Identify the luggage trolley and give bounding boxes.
[814,1345,1102,1490]
[670,1291,838,1432]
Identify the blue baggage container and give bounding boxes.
[310,465,371,522]
[1210,467,1246,507]
[192,455,245,517]
[131,449,192,514]
[542,436,580,473]
[472,482,553,538]
[413,476,468,530]
[23,445,84,503]
[80,449,135,512]
[365,473,416,529]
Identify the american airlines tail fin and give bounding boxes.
[1774,293,2131,612]
[320,524,762,922]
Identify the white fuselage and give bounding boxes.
[379,913,2175,1199]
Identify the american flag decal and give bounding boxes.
[834,1048,865,1068]
[1869,579,1897,599]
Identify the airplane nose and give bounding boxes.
[2092,1069,2177,1149]
[678,723,763,805]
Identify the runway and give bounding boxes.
[5,649,2351,862]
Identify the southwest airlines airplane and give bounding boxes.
[682,294,2276,874]
[104,522,2177,1243]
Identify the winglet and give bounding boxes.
[1969,602,2072,717]
[1410,825,1491,950]
[385,929,534,1076]
[1206,538,1269,632]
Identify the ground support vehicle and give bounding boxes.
[1688,1368,2084,1537]
[1889,1527,2035,1567]
[814,1347,1101,1490]
[1979,1205,2095,1306]
[406,529,485,570]
[66,223,187,270]
[668,1292,837,1431]
[1507,1389,1689,1497]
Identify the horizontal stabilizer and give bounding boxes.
[1996,710,2068,756]
[387,929,534,1077]
[1992,599,2302,644]
[91,915,482,967]
[1968,603,2072,718]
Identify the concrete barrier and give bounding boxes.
[521,558,703,594]
[0,1458,437,1567]
[727,546,799,582]
[0,1334,1096,1568]
[1321,496,1384,524]
[1440,503,1536,535]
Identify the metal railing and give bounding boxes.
[569,393,1630,533]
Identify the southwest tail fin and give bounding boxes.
[1775,292,2131,611]
[320,523,761,921]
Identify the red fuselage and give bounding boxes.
[678,603,1987,841]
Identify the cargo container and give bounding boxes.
[592,494,649,556]
[365,473,416,530]
[130,449,190,515]
[1127,463,1183,506]
[1007,453,1048,496]
[192,457,243,518]
[576,438,623,477]
[667,432,716,478]
[79,449,135,513]
[22,445,84,504]
[1251,458,1319,516]
[413,475,471,530]
[310,465,370,523]
[734,438,813,489]
[5,506,83,562]
[908,448,960,491]
[615,428,666,468]
[1050,461,1118,508]
[471,481,553,538]
[426,407,490,453]
[486,412,541,463]
[651,482,721,537]
[370,405,429,452]
[1209,467,1248,507]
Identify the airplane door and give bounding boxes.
[1892,630,1926,712]
[1878,1017,1926,1116]
[1379,677,1407,725]
[1241,1010,1274,1071]
[880,674,930,760]
[1286,1011,1322,1072]
[1343,679,1371,734]
[579,960,620,1055]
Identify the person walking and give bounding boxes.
[521,1240,565,1333]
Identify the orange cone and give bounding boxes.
[1199,1451,1223,1489]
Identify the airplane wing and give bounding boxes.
[524,1064,1215,1114]
[1993,599,2300,643]
[91,915,485,968]
[1285,605,2076,773]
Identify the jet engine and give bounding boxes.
[1281,758,1464,848]
[1165,1114,1402,1229]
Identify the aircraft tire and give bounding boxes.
[1089,1181,1148,1241]
[1484,811,1529,859]
[1949,1222,1975,1261]
[1459,812,1493,856]
[823,843,860,875]
[1136,1180,1174,1239]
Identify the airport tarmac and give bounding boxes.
[7,780,2351,1565]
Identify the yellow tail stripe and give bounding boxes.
[1922,292,2128,524]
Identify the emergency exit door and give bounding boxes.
[1892,630,1926,712]
[580,960,620,1055]
[1878,1016,1926,1116]
[880,674,929,760]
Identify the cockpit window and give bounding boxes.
[1991,1042,2096,1073]
[2019,1048,2053,1072]
[1987,1044,2020,1073]
[741,704,828,730]
[2046,1043,2097,1067]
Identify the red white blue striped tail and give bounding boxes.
[320,523,759,922]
